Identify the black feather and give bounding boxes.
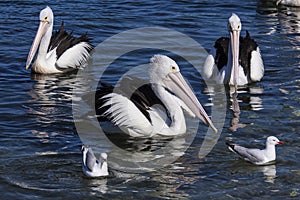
[213,30,259,79]
[48,21,93,60]
[95,76,166,124]
[214,37,229,71]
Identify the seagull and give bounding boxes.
[96,54,217,137]
[226,136,284,165]
[25,6,93,74]
[203,13,264,86]
[81,145,109,177]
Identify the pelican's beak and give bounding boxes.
[26,20,49,70]
[276,0,282,6]
[230,29,240,86]
[164,72,218,133]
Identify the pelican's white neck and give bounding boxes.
[151,84,186,134]
[38,24,53,56]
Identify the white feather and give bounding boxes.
[203,48,216,80]
[250,47,264,82]
[56,42,91,69]
[100,93,155,137]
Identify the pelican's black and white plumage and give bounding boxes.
[203,13,264,86]
[26,6,93,74]
[96,55,217,137]
[82,145,109,177]
[277,0,300,6]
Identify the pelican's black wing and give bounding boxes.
[48,21,93,59]
[214,37,229,71]
[96,76,166,124]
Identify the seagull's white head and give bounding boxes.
[100,152,108,161]
[228,13,242,32]
[267,136,284,146]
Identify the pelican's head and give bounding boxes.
[228,13,242,86]
[40,6,54,25]
[26,6,54,70]
[228,13,242,32]
[266,136,284,146]
[149,55,217,133]
[150,54,180,84]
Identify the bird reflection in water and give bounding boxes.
[229,89,247,132]
[26,73,87,139]
[229,86,264,131]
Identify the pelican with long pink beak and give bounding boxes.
[203,13,264,86]
[97,55,217,137]
[25,6,92,74]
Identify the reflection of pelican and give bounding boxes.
[203,13,264,86]
[226,136,284,165]
[277,0,300,6]
[229,91,246,131]
[26,6,93,74]
[97,55,217,137]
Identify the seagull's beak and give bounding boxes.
[230,29,240,86]
[26,20,49,70]
[164,72,218,133]
[278,141,284,145]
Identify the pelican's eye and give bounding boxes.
[170,65,176,71]
[44,16,48,21]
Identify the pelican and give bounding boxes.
[82,145,109,177]
[97,55,217,137]
[277,0,300,6]
[25,6,93,74]
[203,13,264,86]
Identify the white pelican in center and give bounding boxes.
[96,55,217,137]
[203,13,264,86]
[25,6,93,74]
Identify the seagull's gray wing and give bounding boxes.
[86,147,97,172]
[233,145,265,163]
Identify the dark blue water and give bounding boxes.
[0,0,299,199]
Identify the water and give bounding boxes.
[0,0,299,199]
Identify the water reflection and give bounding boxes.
[205,85,264,132]
[229,162,277,183]
[86,178,108,195]
[260,164,277,183]
[26,72,88,137]
[108,134,191,173]
[229,91,247,132]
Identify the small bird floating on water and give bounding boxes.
[203,13,264,86]
[25,6,93,74]
[96,54,217,137]
[226,136,284,165]
[82,145,109,177]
